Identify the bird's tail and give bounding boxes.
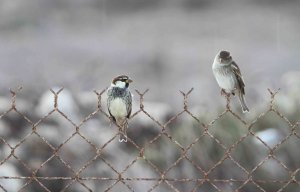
[117,119,128,142]
[238,91,249,113]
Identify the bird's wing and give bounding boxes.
[231,61,246,95]
[126,91,132,118]
[106,88,116,122]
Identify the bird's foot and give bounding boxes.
[220,89,230,97]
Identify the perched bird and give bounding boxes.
[212,50,249,112]
[107,75,133,142]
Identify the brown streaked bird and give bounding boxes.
[107,75,133,142]
[212,50,249,113]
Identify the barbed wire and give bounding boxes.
[0,87,299,192]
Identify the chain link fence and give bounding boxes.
[0,87,299,192]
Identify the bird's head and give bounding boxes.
[217,50,232,64]
[111,75,133,88]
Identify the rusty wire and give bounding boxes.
[0,87,299,192]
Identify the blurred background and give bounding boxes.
[0,0,300,191]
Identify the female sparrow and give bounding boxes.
[212,51,249,113]
[107,75,133,142]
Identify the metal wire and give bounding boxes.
[0,87,299,192]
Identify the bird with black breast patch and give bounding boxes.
[107,75,133,142]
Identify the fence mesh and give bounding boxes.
[0,87,299,192]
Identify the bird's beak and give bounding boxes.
[127,79,133,83]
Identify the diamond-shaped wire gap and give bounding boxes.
[78,154,118,179]
[231,135,269,172]
[144,133,182,172]
[34,111,78,148]
[272,133,299,172]
[31,155,73,191]
[147,135,201,191]
[75,139,137,191]
[76,156,118,191]
[230,110,293,173]
[0,109,34,147]
[164,111,204,148]
[248,111,293,172]
[186,134,227,173]
[207,158,247,187]
[208,111,247,148]
[57,134,97,171]
[165,151,205,178]
[129,107,166,147]
[121,158,161,191]
[78,117,117,149]
[251,158,291,186]
[75,104,102,151]
[73,132,118,176]
[164,154,204,191]
[92,137,140,174]
[250,111,292,148]
[13,134,54,172]
[162,134,208,189]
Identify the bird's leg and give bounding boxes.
[220,89,231,109]
[220,89,227,96]
[109,116,114,127]
[118,121,128,142]
[221,89,231,98]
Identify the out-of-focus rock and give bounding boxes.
[35,87,80,123]
[253,128,281,148]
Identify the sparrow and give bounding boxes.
[212,50,249,113]
[107,75,133,142]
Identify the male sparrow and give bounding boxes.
[107,75,133,142]
[212,51,249,113]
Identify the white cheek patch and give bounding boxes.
[114,81,126,88]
